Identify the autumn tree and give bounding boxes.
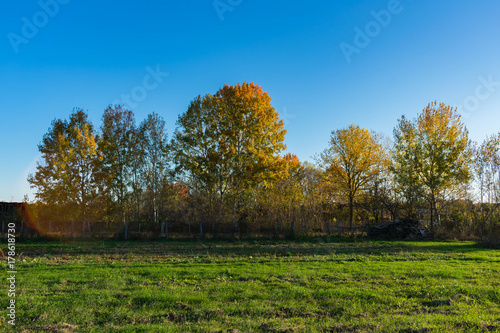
[99,105,137,225]
[138,112,171,227]
[358,134,397,223]
[28,109,102,222]
[321,124,387,230]
[472,133,500,233]
[264,154,305,235]
[474,134,500,204]
[392,102,471,232]
[392,116,425,217]
[172,82,287,220]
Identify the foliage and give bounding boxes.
[25,94,500,241]
[99,105,137,224]
[138,112,171,226]
[473,133,500,204]
[392,102,471,231]
[321,124,388,229]
[392,114,425,217]
[172,82,287,217]
[472,133,500,243]
[28,109,102,222]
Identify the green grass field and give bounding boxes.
[1,237,500,332]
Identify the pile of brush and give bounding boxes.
[368,218,432,240]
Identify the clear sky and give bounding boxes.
[1,0,500,201]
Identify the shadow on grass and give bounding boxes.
[3,236,495,260]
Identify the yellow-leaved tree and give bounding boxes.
[28,109,102,222]
[321,124,387,230]
[172,82,287,219]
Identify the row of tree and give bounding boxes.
[28,82,500,241]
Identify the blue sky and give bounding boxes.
[1,0,500,201]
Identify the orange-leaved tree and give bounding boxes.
[172,82,287,219]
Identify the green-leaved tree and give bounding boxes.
[392,102,471,232]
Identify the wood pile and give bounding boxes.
[367,218,432,240]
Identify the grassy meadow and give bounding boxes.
[1,237,500,332]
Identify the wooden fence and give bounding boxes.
[2,218,373,241]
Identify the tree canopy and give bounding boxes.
[321,124,387,229]
[28,109,101,221]
[392,102,471,231]
[172,82,287,216]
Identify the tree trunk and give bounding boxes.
[430,195,435,234]
[467,199,472,236]
[153,195,158,229]
[349,195,354,232]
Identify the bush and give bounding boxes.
[479,223,500,248]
